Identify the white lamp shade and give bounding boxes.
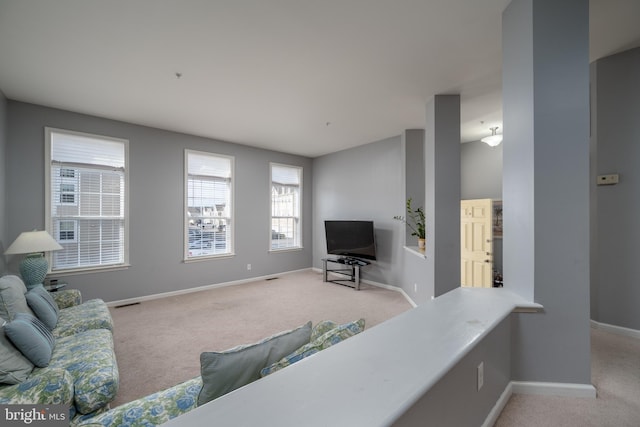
[481,134,503,147]
[4,230,63,255]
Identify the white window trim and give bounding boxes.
[45,127,130,273]
[184,149,235,261]
[269,162,303,252]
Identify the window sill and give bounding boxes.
[269,247,303,254]
[404,246,426,259]
[183,253,235,263]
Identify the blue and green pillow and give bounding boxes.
[260,318,365,377]
[198,321,312,406]
[0,317,35,384]
[4,312,56,367]
[26,284,60,330]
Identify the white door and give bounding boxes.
[461,199,493,288]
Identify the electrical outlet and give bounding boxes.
[247,264,251,271]
[597,174,619,185]
[477,362,484,391]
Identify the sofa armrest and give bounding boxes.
[71,376,202,427]
[0,368,75,406]
[52,289,82,309]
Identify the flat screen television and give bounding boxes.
[324,220,377,261]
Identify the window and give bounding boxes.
[58,167,78,205]
[60,183,76,204]
[46,128,128,272]
[270,163,302,250]
[185,150,233,259]
[58,220,77,242]
[60,168,76,178]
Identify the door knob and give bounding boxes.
[484,259,491,263]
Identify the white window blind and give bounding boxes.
[270,163,302,250]
[185,150,233,259]
[46,128,128,272]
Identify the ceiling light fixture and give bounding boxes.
[481,127,503,147]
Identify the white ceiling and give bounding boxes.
[1,1,639,158]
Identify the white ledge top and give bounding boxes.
[404,245,427,258]
[162,288,541,427]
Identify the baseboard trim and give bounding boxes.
[397,289,418,308]
[361,278,418,308]
[510,381,596,398]
[482,382,513,427]
[106,267,312,308]
[591,320,640,340]
[481,380,596,427]
[311,267,418,307]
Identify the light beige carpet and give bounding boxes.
[495,327,640,427]
[109,269,413,406]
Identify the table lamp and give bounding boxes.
[4,230,63,289]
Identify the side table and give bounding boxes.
[44,282,67,292]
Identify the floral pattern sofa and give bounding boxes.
[72,377,203,427]
[72,319,365,427]
[0,275,118,420]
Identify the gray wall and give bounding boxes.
[589,61,600,323]
[401,252,431,304]
[461,140,503,200]
[403,129,425,246]
[401,129,432,303]
[502,0,535,301]
[0,91,7,273]
[5,101,313,302]
[312,136,404,288]
[593,47,640,330]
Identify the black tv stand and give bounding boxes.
[321,257,370,290]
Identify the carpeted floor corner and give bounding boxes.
[495,327,640,426]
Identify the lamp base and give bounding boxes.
[19,253,49,290]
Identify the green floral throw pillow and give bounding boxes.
[260,318,365,377]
